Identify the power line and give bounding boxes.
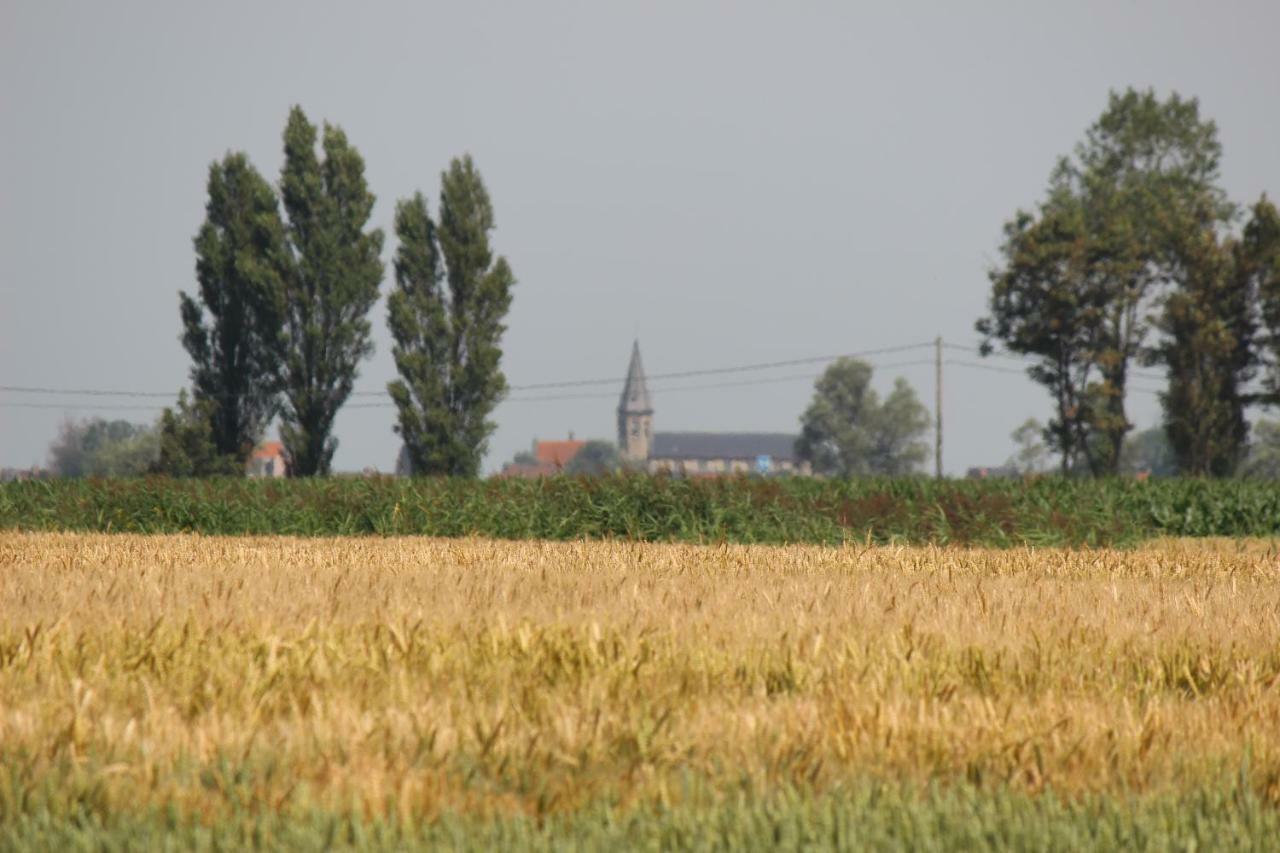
[515,358,938,403]
[0,351,1172,412]
[945,359,1029,376]
[8,359,1163,414]
[0,341,1171,401]
[944,343,1166,382]
[0,342,938,402]
[342,358,941,408]
[0,402,168,412]
[944,359,1163,395]
[1,340,1179,402]
[0,385,177,399]
[504,342,936,391]
[1,357,941,413]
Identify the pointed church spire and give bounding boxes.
[617,341,654,463]
[618,339,652,414]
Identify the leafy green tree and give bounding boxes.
[565,441,619,476]
[1153,212,1255,477]
[979,89,1230,475]
[394,444,414,477]
[278,106,385,476]
[48,418,160,477]
[92,428,161,477]
[1243,198,1280,398]
[1119,426,1179,477]
[1006,418,1050,475]
[387,157,515,477]
[179,152,290,469]
[796,358,930,477]
[49,418,123,478]
[979,204,1108,474]
[385,193,448,476]
[1243,419,1280,479]
[155,390,240,477]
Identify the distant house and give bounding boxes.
[617,341,811,476]
[535,439,586,469]
[247,441,286,478]
[499,437,587,478]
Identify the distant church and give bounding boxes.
[617,341,810,476]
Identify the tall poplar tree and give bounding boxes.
[387,156,515,476]
[1154,215,1254,476]
[173,152,289,473]
[1244,198,1280,398]
[278,107,384,476]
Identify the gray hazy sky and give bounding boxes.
[3,0,1279,473]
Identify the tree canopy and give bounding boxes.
[1119,426,1179,478]
[796,358,930,477]
[1152,209,1255,476]
[278,106,384,476]
[1242,419,1280,479]
[176,151,289,472]
[155,391,242,477]
[979,88,1235,475]
[564,441,619,476]
[1006,418,1051,475]
[387,156,515,477]
[48,418,159,478]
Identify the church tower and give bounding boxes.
[617,340,653,464]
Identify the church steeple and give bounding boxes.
[619,340,652,414]
[617,340,653,463]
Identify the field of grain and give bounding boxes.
[2,532,1279,848]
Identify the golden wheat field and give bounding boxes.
[2,532,1280,845]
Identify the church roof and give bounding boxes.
[618,340,652,414]
[651,432,801,462]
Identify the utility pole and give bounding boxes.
[935,336,943,479]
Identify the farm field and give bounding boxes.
[2,533,1279,849]
[10,475,1280,545]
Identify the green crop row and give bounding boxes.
[3,475,1280,545]
[3,779,1274,852]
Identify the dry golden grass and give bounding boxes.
[1,532,1279,823]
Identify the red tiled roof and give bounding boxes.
[535,440,586,468]
[252,441,285,460]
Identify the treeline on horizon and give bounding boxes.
[151,105,516,480]
[28,88,1280,483]
[978,89,1280,480]
[5,475,1280,545]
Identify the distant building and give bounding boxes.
[247,441,286,478]
[499,436,587,478]
[650,432,808,475]
[617,341,811,476]
[618,341,654,462]
[535,438,587,469]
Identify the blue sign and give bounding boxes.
[755,454,772,474]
